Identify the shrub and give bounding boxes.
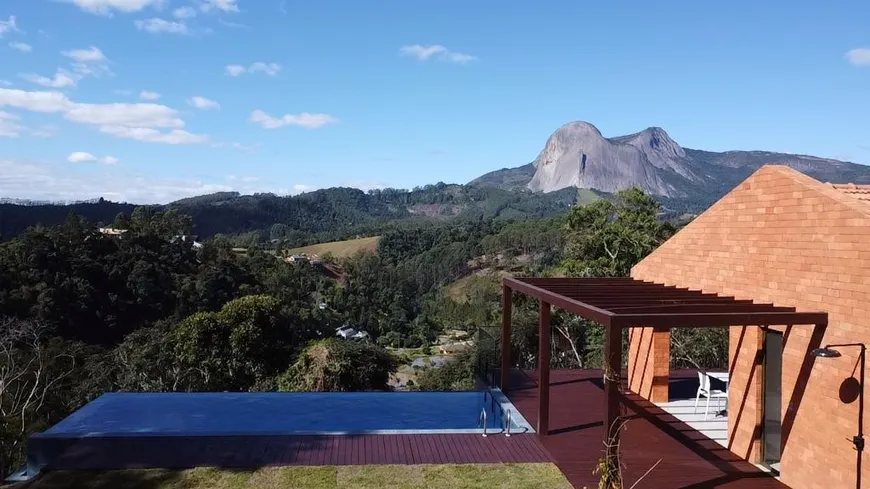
[277,338,398,392]
[415,348,476,391]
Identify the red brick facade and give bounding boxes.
[628,165,870,489]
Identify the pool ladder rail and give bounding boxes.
[481,390,513,437]
[480,408,488,437]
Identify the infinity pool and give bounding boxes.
[40,391,531,436]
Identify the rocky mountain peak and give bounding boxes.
[619,127,686,159]
[528,122,678,196]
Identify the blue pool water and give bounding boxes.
[42,391,520,436]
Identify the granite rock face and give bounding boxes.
[473,120,870,200]
[528,122,681,196]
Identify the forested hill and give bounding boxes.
[0,184,584,242]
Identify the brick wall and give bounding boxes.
[627,326,670,403]
[629,165,870,489]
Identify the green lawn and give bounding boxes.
[18,464,572,489]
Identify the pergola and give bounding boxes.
[499,277,828,460]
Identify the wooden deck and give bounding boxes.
[505,369,789,489]
[36,433,553,471]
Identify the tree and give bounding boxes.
[113,323,205,392]
[0,318,75,476]
[277,339,398,392]
[173,295,302,391]
[558,188,675,277]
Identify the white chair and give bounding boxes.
[694,371,728,420]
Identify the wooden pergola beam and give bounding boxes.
[608,304,795,314]
[504,277,614,326]
[499,275,829,459]
[611,311,828,328]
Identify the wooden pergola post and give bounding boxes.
[500,284,512,392]
[604,324,623,463]
[538,300,551,436]
[500,276,828,464]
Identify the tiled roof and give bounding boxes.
[828,182,870,206]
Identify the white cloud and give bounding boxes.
[9,42,32,52]
[188,96,220,109]
[68,152,120,165]
[225,62,281,76]
[0,112,56,139]
[0,158,235,204]
[218,19,246,28]
[99,125,210,145]
[62,46,106,63]
[139,90,161,100]
[67,152,97,163]
[0,88,72,112]
[21,71,78,89]
[224,64,246,76]
[399,44,477,63]
[30,126,55,138]
[249,62,281,75]
[0,111,22,138]
[135,18,190,35]
[173,6,197,18]
[62,47,112,78]
[66,103,183,128]
[212,141,258,154]
[846,48,870,67]
[0,16,19,37]
[72,62,110,77]
[249,109,337,129]
[200,0,239,13]
[62,0,165,15]
[0,88,198,140]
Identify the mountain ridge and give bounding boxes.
[471,121,870,203]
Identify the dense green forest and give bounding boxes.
[0,187,725,477]
[0,184,582,245]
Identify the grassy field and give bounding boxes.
[21,464,572,489]
[447,272,506,302]
[286,236,380,259]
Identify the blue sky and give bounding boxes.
[1,0,869,203]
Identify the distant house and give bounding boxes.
[336,326,369,340]
[288,254,309,264]
[97,227,127,237]
[172,235,204,249]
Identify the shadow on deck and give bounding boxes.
[504,369,785,489]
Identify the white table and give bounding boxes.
[706,372,730,417]
[707,372,730,392]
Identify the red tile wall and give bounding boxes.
[629,165,870,489]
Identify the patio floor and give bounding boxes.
[504,369,787,489]
[31,433,553,471]
[658,371,728,448]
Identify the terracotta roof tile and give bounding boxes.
[828,182,870,206]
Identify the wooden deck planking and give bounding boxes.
[39,431,552,472]
[505,369,789,489]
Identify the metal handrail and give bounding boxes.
[505,410,512,437]
[480,408,488,437]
